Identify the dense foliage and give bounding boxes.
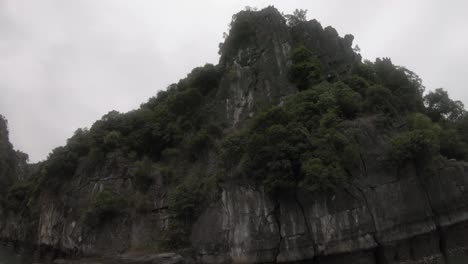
[285,9,308,27]
[132,157,154,193]
[83,190,129,227]
[219,9,257,57]
[386,114,441,166]
[220,81,363,194]
[162,173,220,249]
[288,46,323,90]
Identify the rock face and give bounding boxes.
[216,7,359,128]
[191,117,468,263]
[0,116,28,244]
[1,6,468,264]
[0,116,17,191]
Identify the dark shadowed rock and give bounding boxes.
[190,117,468,263]
[0,115,17,191]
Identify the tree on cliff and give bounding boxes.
[424,88,465,122]
[285,9,308,27]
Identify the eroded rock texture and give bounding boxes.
[191,117,468,263]
[1,6,468,264]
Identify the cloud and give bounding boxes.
[0,0,467,162]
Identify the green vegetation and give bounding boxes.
[132,157,154,193]
[386,129,439,166]
[38,146,79,193]
[364,85,398,114]
[373,58,425,112]
[285,9,308,27]
[186,128,213,160]
[288,46,323,90]
[163,173,220,249]
[424,88,465,123]
[2,180,36,215]
[219,10,257,57]
[224,45,468,191]
[83,190,129,227]
[439,128,468,160]
[22,62,223,194]
[385,103,468,167]
[219,81,362,194]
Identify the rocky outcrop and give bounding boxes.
[191,117,468,263]
[1,6,468,264]
[0,116,31,245]
[0,115,17,191]
[33,159,167,257]
[216,7,359,128]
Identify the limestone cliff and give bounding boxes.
[0,115,17,190]
[1,6,468,264]
[192,116,468,263]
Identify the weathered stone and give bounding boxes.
[2,6,468,264]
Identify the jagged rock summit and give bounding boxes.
[217,7,359,127]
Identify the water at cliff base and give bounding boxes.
[2,244,468,264]
[0,246,31,264]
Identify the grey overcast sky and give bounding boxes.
[1,0,467,162]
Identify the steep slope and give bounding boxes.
[0,115,17,190]
[192,117,468,263]
[0,115,33,245]
[2,6,468,264]
[217,7,359,127]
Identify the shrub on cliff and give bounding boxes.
[300,157,347,192]
[439,128,468,160]
[219,10,257,57]
[335,83,363,118]
[186,64,222,95]
[364,85,397,115]
[167,88,203,117]
[288,46,323,90]
[220,85,360,195]
[386,112,468,164]
[285,9,308,27]
[132,157,154,193]
[386,114,440,166]
[387,129,439,166]
[341,75,369,96]
[164,173,220,249]
[185,128,213,161]
[103,130,122,150]
[220,132,247,169]
[3,180,36,215]
[424,88,465,123]
[376,59,425,113]
[39,146,79,193]
[84,190,129,226]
